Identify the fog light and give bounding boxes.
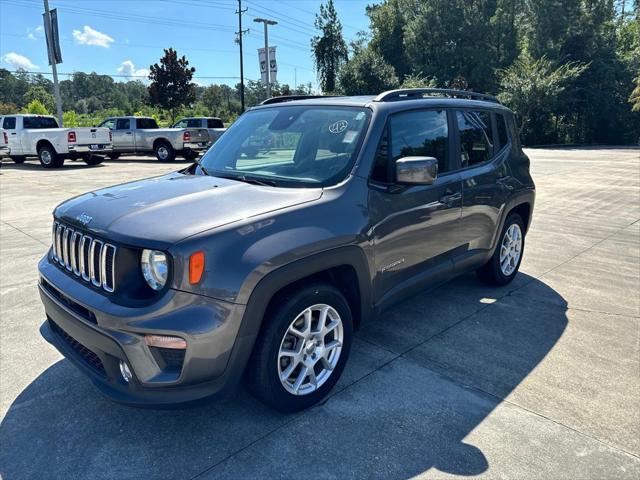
[119,360,133,383]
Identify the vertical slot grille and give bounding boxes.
[51,221,117,293]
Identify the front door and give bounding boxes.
[113,118,135,150]
[369,109,463,302]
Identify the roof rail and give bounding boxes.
[260,95,338,105]
[373,88,500,104]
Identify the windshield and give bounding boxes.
[198,106,370,187]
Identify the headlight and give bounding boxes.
[141,249,168,290]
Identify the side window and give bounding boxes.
[3,117,16,129]
[116,118,131,130]
[186,119,201,128]
[371,109,449,183]
[100,119,115,129]
[496,113,509,149]
[456,110,494,168]
[173,120,187,128]
[207,118,224,128]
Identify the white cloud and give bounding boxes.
[2,52,38,70]
[26,25,43,40]
[117,60,149,80]
[72,25,114,48]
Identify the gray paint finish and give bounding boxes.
[0,148,638,478]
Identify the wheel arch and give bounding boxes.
[152,138,172,150]
[239,246,373,343]
[36,139,56,153]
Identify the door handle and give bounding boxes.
[125,132,133,135]
[10,132,16,135]
[440,192,462,204]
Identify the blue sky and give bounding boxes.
[0,0,371,89]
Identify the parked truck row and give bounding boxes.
[0,114,226,168]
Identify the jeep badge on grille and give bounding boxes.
[76,213,92,226]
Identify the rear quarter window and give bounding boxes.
[496,113,510,149]
[207,118,224,128]
[2,117,16,129]
[136,118,158,129]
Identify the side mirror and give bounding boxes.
[395,156,438,185]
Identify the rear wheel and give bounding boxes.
[154,142,175,162]
[477,212,525,285]
[182,150,199,161]
[246,283,353,413]
[11,156,26,164]
[38,145,63,168]
[83,154,104,166]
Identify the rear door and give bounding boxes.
[369,108,463,302]
[113,118,135,150]
[2,117,22,154]
[454,109,513,255]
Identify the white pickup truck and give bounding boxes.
[98,116,209,161]
[172,117,226,145]
[0,114,112,168]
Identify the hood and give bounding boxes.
[54,172,322,247]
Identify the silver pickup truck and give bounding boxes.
[98,116,209,161]
[172,117,226,145]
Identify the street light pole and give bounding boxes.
[236,0,248,111]
[43,0,63,126]
[253,17,277,99]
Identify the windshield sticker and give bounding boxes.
[342,131,358,143]
[329,120,348,134]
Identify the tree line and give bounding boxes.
[313,0,639,145]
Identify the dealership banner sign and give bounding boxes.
[258,46,277,84]
[43,8,63,65]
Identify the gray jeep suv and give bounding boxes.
[38,89,535,412]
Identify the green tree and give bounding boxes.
[24,99,49,115]
[338,47,399,95]
[498,55,589,138]
[63,110,79,127]
[630,75,640,112]
[311,0,349,93]
[23,85,55,113]
[148,48,196,122]
[400,73,438,89]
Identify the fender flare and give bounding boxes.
[237,245,373,341]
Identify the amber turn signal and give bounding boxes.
[189,251,205,284]
[144,334,186,350]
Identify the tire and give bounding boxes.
[38,145,63,168]
[11,156,26,164]
[246,283,353,413]
[108,153,121,160]
[477,212,525,286]
[154,142,175,162]
[183,150,199,161]
[83,154,104,166]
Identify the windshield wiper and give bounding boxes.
[215,173,277,187]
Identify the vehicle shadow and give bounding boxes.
[0,160,101,171]
[0,273,567,479]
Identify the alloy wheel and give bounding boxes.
[277,304,344,396]
[499,223,522,276]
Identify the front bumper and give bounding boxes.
[183,142,208,151]
[38,255,251,406]
[69,143,113,154]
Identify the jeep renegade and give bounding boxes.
[38,89,535,412]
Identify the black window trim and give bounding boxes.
[368,106,457,186]
[448,107,506,174]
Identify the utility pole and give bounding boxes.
[236,0,248,111]
[43,0,63,126]
[253,17,277,99]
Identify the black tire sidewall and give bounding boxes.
[38,146,61,168]
[248,283,353,412]
[11,156,25,164]
[83,155,104,166]
[155,142,175,162]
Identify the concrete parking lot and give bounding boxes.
[1,148,638,479]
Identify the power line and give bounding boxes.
[5,69,252,80]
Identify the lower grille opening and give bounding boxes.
[49,318,106,377]
[150,346,185,372]
[41,278,97,324]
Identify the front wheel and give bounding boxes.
[246,283,353,413]
[154,142,175,162]
[477,212,525,285]
[38,145,63,168]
